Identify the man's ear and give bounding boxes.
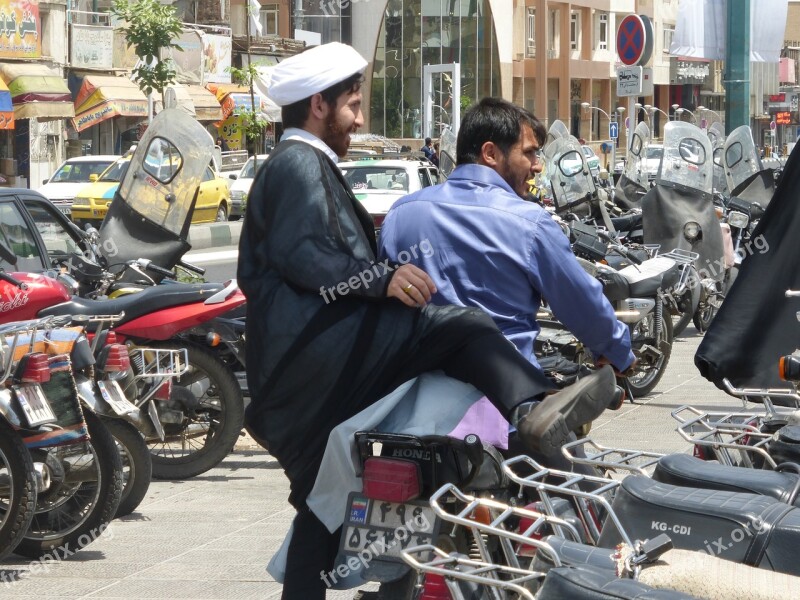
[479,141,501,167]
[309,93,327,120]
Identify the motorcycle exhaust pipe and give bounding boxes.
[0,461,51,496]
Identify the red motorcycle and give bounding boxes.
[0,267,246,480]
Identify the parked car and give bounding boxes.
[338,157,440,232]
[0,189,85,272]
[196,165,233,222]
[38,156,119,217]
[228,154,269,220]
[581,145,601,176]
[71,155,132,228]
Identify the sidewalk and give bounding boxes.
[186,221,243,251]
[0,329,741,598]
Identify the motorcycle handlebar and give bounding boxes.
[595,230,643,265]
[178,260,206,276]
[135,259,174,278]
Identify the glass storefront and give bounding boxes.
[370,0,501,139]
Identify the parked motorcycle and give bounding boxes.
[614,121,652,209]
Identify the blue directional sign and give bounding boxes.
[609,122,619,140]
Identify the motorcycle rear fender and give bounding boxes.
[113,290,246,341]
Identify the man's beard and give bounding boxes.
[322,111,351,157]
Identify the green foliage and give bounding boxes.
[112,0,184,98]
[228,64,270,153]
[460,95,472,111]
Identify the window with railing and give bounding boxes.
[663,25,675,53]
[570,11,579,51]
[259,4,279,36]
[598,13,608,51]
[526,7,535,57]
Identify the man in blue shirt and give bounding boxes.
[421,136,435,162]
[380,97,635,378]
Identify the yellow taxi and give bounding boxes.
[72,158,232,227]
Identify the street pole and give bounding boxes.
[726,0,750,134]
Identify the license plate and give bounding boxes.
[13,384,57,427]
[97,380,137,415]
[339,493,438,562]
[57,206,71,216]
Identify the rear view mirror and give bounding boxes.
[89,174,99,182]
[229,174,237,180]
[42,179,48,185]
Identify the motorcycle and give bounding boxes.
[723,125,775,209]
[614,121,652,210]
[641,121,726,336]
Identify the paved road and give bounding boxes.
[0,326,744,598]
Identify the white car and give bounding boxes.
[338,157,440,231]
[39,155,119,216]
[228,154,269,220]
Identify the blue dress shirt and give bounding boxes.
[379,164,635,371]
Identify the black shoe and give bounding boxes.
[516,365,616,456]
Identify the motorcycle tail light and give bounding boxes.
[373,214,386,230]
[468,505,491,526]
[779,355,800,382]
[17,353,51,384]
[362,457,420,502]
[419,573,451,599]
[693,444,711,461]
[99,344,131,373]
[206,332,222,347]
[516,502,545,557]
[154,380,172,401]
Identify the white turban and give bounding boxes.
[268,42,368,107]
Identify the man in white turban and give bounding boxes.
[238,42,616,599]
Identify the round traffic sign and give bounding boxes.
[770,120,777,131]
[617,15,653,66]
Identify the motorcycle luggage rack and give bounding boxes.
[401,544,545,600]
[429,483,580,573]
[671,405,780,469]
[659,249,699,265]
[562,438,664,477]
[721,378,800,412]
[502,455,632,548]
[130,348,190,379]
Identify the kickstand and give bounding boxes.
[622,377,637,404]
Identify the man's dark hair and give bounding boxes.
[281,72,364,129]
[425,137,432,144]
[456,97,544,165]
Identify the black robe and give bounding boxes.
[237,140,552,507]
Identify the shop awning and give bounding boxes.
[206,83,277,123]
[0,78,13,130]
[0,63,74,120]
[154,83,223,122]
[73,75,147,132]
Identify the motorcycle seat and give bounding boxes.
[610,213,643,232]
[39,282,226,325]
[653,454,800,507]
[538,565,701,600]
[597,475,800,576]
[619,258,681,297]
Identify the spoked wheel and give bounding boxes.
[0,419,37,560]
[692,303,717,334]
[14,410,123,559]
[101,417,152,518]
[142,342,244,480]
[627,307,673,398]
[671,285,699,337]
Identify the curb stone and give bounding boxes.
[187,221,243,250]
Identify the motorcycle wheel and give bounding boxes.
[15,410,123,559]
[692,303,717,334]
[627,307,673,398]
[671,284,700,338]
[0,419,37,560]
[145,342,244,480]
[101,417,152,518]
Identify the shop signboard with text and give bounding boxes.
[71,24,113,69]
[74,99,147,132]
[0,0,41,58]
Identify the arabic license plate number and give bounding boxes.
[97,380,137,415]
[13,384,57,427]
[341,494,437,561]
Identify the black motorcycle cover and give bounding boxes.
[642,185,724,282]
[695,147,797,391]
[730,169,775,209]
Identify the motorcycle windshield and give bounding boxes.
[723,125,763,193]
[116,109,214,236]
[712,144,728,195]
[548,137,596,213]
[707,122,725,147]
[656,122,712,195]
[438,126,457,179]
[546,120,571,147]
[624,122,651,186]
